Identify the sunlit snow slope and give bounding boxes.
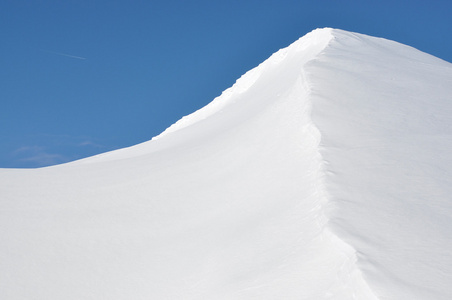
[1,28,452,300]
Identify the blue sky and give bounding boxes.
[1,0,451,168]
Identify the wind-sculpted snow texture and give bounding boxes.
[1,29,452,299]
[309,30,452,299]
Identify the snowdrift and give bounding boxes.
[1,28,452,299]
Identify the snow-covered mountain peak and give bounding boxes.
[2,29,452,299]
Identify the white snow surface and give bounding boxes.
[1,28,452,299]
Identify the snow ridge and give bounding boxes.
[296,30,380,299]
[151,28,333,141]
[73,28,380,298]
[84,28,381,296]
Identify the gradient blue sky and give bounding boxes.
[2,0,451,168]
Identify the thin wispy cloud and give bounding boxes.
[78,140,105,148]
[9,135,114,167]
[19,152,68,166]
[13,145,45,156]
[13,146,70,167]
[33,134,107,148]
[41,49,86,60]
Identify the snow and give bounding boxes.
[310,30,452,300]
[1,28,452,299]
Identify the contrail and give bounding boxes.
[41,49,86,60]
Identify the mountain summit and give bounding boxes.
[1,28,452,299]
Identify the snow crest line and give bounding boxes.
[300,34,380,299]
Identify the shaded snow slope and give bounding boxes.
[1,28,452,299]
[309,30,452,299]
